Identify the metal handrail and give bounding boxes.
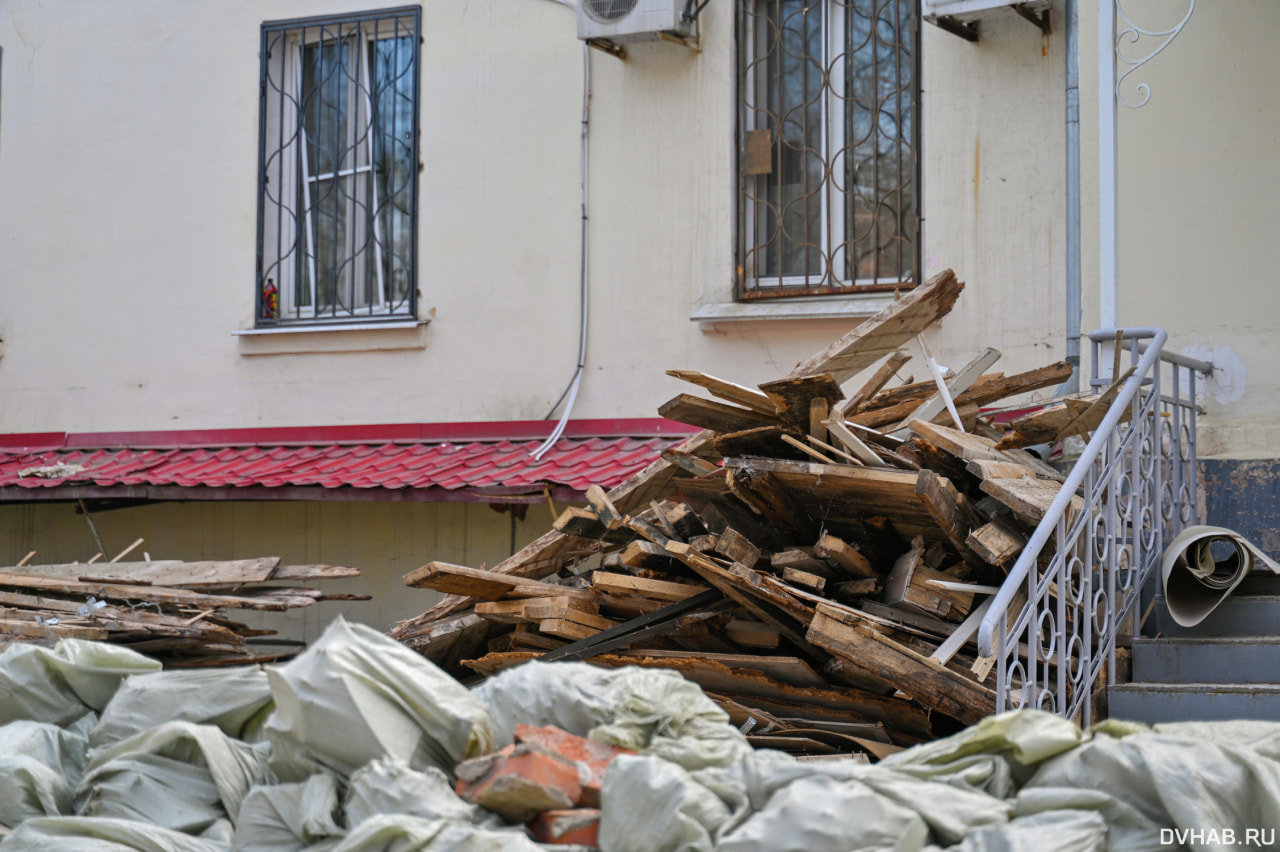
[976,327,1212,720]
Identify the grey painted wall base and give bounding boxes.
[1200,458,1280,559]
[1111,488,1280,726]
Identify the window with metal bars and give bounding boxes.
[256,8,420,326]
[738,0,918,299]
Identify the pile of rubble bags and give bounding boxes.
[4,617,1280,851]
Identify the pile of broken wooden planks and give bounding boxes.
[0,553,366,665]
[393,268,1111,759]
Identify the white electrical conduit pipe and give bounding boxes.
[533,2,591,460]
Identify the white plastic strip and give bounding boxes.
[916,335,964,431]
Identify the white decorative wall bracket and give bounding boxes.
[1115,0,1196,109]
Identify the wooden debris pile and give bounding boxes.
[393,269,1104,759]
[0,554,366,665]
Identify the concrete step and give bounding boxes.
[1132,636,1280,684]
[1108,683,1280,725]
[1150,595,1280,637]
[1231,572,1280,596]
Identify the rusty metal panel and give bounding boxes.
[743,128,774,175]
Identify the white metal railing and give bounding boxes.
[977,328,1212,723]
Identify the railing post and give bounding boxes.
[1056,512,1068,714]
[978,328,1216,723]
[995,616,1007,713]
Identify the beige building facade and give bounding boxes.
[0,0,1275,637]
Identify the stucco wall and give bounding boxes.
[0,0,1080,441]
[921,9,1068,382]
[1106,1,1280,459]
[1,1,1275,486]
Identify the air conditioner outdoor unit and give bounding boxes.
[577,0,696,44]
[921,0,1051,26]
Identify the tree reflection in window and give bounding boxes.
[742,0,916,296]
[258,11,419,325]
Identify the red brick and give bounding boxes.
[528,808,601,846]
[514,724,634,808]
[455,742,583,823]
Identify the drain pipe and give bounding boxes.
[1059,0,1082,395]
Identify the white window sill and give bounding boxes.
[235,319,430,356]
[691,292,896,325]
[233,319,427,336]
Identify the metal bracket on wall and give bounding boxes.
[1010,3,1051,34]
[930,15,979,42]
[656,31,703,51]
[585,38,627,60]
[1115,0,1195,109]
[927,2,1054,43]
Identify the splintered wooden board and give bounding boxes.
[607,649,827,688]
[787,269,964,383]
[526,605,618,631]
[589,571,709,602]
[9,558,281,587]
[402,562,596,602]
[474,594,600,624]
[712,427,790,458]
[712,693,900,744]
[758,374,845,430]
[390,527,597,643]
[725,619,781,648]
[967,521,1026,567]
[0,615,109,641]
[462,650,543,677]
[719,457,949,545]
[908,418,1065,481]
[658,394,785,434]
[746,734,841,756]
[586,652,931,734]
[611,432,717,513]
[666,370,778,415]
[807,604,996,725]
[852,361,1074,427]
[0,572,318,612]
[914,469,988,569]
[539,618,602,641]
[815,533,876,579]
[978,475,1084,524]
[998,384,1134,449]
[392,611,505,664]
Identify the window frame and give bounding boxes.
[255,7,422,328]
[735,0,921,301]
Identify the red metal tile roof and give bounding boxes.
[0,419,699,503]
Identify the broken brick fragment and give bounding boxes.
[454,741,583,823]
[529,808,601,846]
[513,723,634,808]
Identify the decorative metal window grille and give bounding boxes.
[257,8,420,326]
[738,0,918,299]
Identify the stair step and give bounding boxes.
[1231,572,1280,595]
[1108,683,1280,725]
[1132,636,1280,684]
[1151,595,1280,637]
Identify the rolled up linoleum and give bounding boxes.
[1162,525,1280,627]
